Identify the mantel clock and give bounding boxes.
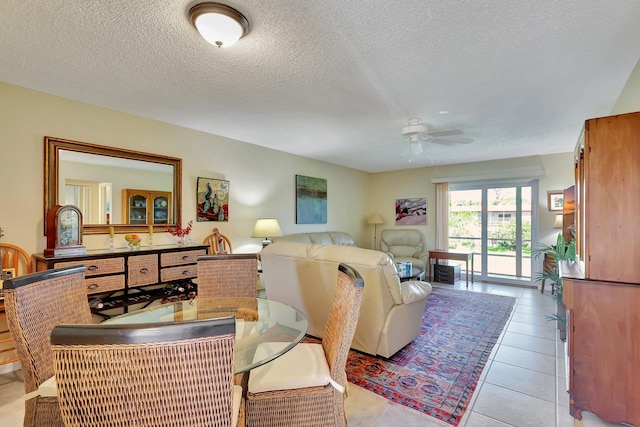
[45,205,87,257]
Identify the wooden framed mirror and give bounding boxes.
[45,137,182,235]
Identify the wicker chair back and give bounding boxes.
[3,265,91,426]
[51,317,239,427]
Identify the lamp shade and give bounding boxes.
[189,2,250,48]
[366,213,384,225]
[553,214,563,229]
[251,218,282,239]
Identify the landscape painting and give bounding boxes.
[395,198,427,225]
[296,175,327,224]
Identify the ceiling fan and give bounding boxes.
[400,118,473,160]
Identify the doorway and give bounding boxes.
[448,181,537,285]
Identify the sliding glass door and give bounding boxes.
[448,181,536,284]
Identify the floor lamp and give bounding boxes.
[366,214,384,250]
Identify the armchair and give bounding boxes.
[380,229,428,270]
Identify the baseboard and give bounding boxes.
[0,361,21,375]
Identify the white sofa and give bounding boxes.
[261,241,432,357]
[274,231,356,246]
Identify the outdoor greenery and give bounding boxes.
[533,233,577,304]
[449,211,532,254]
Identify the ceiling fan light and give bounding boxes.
[401,118,428,139]
[402,124,427,136]
[189,3,250,48]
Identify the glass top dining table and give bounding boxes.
[104,297,309,374]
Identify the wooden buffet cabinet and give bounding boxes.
[34,244,208,316]
[562,111,640,426]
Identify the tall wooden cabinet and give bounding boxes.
[122,189,171,225]
[577,112,640,282]
[562,111,640,426]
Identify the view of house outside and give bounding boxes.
[449,187,532,280]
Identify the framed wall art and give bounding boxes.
[547,191,564,211]
[296,175,327,224]
[395,198,427,225]
[197,177,229,222]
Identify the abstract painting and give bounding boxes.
[296,175,327,224]
[197,177,229,222]
[395,198,427,225]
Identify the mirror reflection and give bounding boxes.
[45,137,182,235]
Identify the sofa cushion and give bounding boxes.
[327,232,356,246]
[388,245,418,258]
[307,232,333,245]
[276,233,313,244]
[381,229,424,249]
[276,231,356,246]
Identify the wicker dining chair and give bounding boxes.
[196,254,259,319]
[203,227,233,255]
[3,265,92,427]
[245,263,365,427]
[50,317,245,427]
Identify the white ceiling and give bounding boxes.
[2,0,640,172]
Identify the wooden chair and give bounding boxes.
[51,317,245,427]
[0,242,33,277]
[246,263,365,427]
[2,266,92,427]
[203,227,233,255]
[1,243,33,367]
[196,254,259,321]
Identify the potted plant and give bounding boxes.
[533,233,576,340]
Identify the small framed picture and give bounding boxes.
[547,191,564,211]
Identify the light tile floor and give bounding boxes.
[0,281,630,427]
[343,281,629,427]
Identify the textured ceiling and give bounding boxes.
[1,0,640,172]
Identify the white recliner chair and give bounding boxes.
[380,229,428,270]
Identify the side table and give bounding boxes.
[428,250,474,287]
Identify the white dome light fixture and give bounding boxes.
[189,2,250,48]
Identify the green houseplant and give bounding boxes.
[533,233,576,340]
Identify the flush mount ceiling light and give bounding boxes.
[188,2,250,48]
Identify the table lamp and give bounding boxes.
[251,218,283,248]
[553,214,563,229]
[366,213,384,250]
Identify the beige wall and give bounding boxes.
[0,82,371,256]
[1,81,578,263]
[369,154,575,250]
[612,57,640,115]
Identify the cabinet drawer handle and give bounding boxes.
[88,265,99,272]
[182,270,190,275]
[140,268,149,274]
[87,283,99,290]
[182,255,189,261]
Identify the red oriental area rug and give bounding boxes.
[346,287,515,426]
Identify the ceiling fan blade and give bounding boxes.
[426,129,464,138]
[429,137,474,146]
